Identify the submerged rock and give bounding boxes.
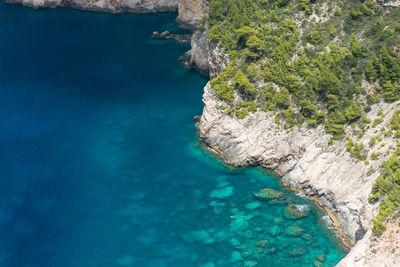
[255,240,269,248]
[273,217,284,225]
[209,201,225,207]
[284,204,310,220]
[310,242,321,248]
[230,238,241,248]
[230,216,249,232]
[285,225,305,237]
[216,180,230,188]
[213,230,230,243]
[210,186,234,199]
[302,233,312,241]
[268,225,281,237]
[254,188,284,201]
[316,254,326,262]
[245,201,261,210]
[289,247,307,257]
[244,260,258,267]
[229,209,253,232]
[268,198,290,205]
[200,262,216,267]
[231,250,243,262]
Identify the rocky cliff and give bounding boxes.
[183,29,229,77]
[6,0,179,13]
[176,0,207,30]
[5,0,207,30]
[337,219,400,266]
[190,29,400,266]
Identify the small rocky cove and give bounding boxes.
[175,155,347,266]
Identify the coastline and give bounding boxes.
[280,179,352,250]
[194,77,400,265]
[204,140,352,250]
[3,0,205,30]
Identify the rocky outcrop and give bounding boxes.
[183,28,229,77]
[176,0,208,30]
[151,30,191,42]
[378,0,400,8]
[196,79,400,265]
[6,0,180,13]
[185,17,399,267]
[337,220,400,267]
[5,0,207,30]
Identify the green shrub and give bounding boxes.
[347,139,367,161]
[274,87,290,109]
[369,137,376,147]
[373,117,384,127]
[234,70,256,99]
[345,103,362,122]
[371,152,380,160]
[325,111,346,140]
[372,219,387,236]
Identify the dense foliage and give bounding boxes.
[368,110,400,236]
[203,0,400,131]
[201,0,400,237]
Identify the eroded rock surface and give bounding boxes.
[176,0,208,30]
[337,220,400,266]
[196,79,400,266]
[6,0,208,30]
[183,28,229,77]
[6,0,180,13]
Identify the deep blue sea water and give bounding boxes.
[0,3,347,266]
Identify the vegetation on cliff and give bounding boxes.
[201,0,400,237]
[369,110,400,236]
[203,0,400,130]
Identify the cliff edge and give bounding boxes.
[5,0,207,30]
[197,80,400,266]
[191,31,400,265]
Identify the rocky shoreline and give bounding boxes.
[188,32,400,263]
[195,81,400,266]
[4,0,205,30]
[280,177,352,250]
[151,30,191,42]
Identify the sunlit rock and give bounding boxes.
[254,188,283,201]
[284,204,310,220]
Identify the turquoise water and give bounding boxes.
[0,3,347,266]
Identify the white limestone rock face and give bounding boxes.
[183,28,229,77]
[6,0,208,30]
[7,0,180,13]
[197,82,400,266]
[337,220,400,267]
[176,0,208,30]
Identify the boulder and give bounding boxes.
[254,188,284,201]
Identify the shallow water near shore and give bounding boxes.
[0,2,347,266]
